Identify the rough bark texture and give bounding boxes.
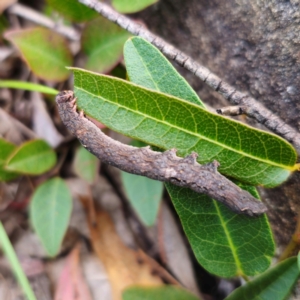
[137,0,300,250]
[56,91,266,216]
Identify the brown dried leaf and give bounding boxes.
[86,208,164,300]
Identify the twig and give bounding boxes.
[77,0,300,154]
[7,3,80,41]
[56,90,267,217]
[216,106,248,116]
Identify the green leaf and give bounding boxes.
[225,257,300,300]
[122,285,201,300]
[0,138,19,181]
[4,27,72,82]
[166,183,274,277]
[5,139,56,175]
[121,139,163,226]
[121,171,163,226]
[71,67,296,187]
[124,37,205,107]
[124,36,274,277]
[82,16,131,73]
[46,0,98,22]
[0,80,58,95]
[74,145,99,184]
[112,0,158,13]
[30,177,72,256]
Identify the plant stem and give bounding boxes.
[0,221,37,300]
[56,90,267,216]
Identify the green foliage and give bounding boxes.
[124,37,205,107]
[71,67,296,188]
[121,171,163,226]
[0,80,58,95]
[4,27,72,82]
[122,285,201,300]
[82,16,131,73]
[124,37,274,277]
[0,222,37,300]
[166,183,274,277]
[121,140,163,226]
[46,0,98,22]
[5,139,56,175]
[1,2,298,295]
[0,139,19,181]
[74,145,99,184]
[30,177,72,256]
[225,256,300,300]
[112,0,158,14]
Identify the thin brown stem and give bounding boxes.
[8,3,80,41]
[56,90,267,217]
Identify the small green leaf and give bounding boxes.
[124,36,274,277]
[225,257,300,300]
[0,138,19,181]
[112,0,158,13]
[0,80,58,95]
[74,145,99,184]
[122,285,201,300]
[124,37,205,107]
[82,16,131,74]
[121,171,163,226]
[5,27,72,82]
[71,68,296,187]
[5,139,56,175]
[46,0,98,22]
[30,177,72,256]
[121,139,163,226]
[166,183,274,277]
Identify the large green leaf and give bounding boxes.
[0,138,19,181]
[82,16,131,74]
[71,68,296,187]
[46,0,98,22]
[5,27,72,82]
[30,177,72,256]
[112,0,158,14]
[225,256,300,300]
[165,183,273,277]
[5,139,56,175]
[124,36,274,277]
[122,285,201,300]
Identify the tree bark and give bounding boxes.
[138,0,300,250]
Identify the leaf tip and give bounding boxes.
[293,163,300,172]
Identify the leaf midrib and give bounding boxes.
[214,202,242,275]
[76,87,293,171]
